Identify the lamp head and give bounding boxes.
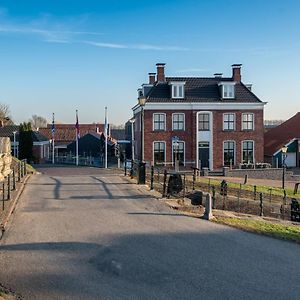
[281,146,288,154]
[138,96,146,107]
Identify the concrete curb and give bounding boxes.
[0,175,31,240]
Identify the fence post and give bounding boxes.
[2,181,5,210]
[238,183,242,212]
[18,162,21,181]
[130,160,134,179]
[253,185,257,201]
[212,185,216,209]
[150,166,154,191]
[192,168,196,191]
[124,161,127,176]
[12,169,16,190]
[162,170,167,198]
[24,159,27,175]
[259,192,264,217]
[7,174,11,200]
[183,174,186,199]
[243,174,248,185]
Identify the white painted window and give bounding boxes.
[223,141,235,166]
[153,142,166,165]
[242,140,254,163]
[223,113,235,131]
[153,113,166,131]
[223,84,235,99]
[242,113,254,130]
[172,84,184,98]
[172,113,185,130]
[198,113,210,131]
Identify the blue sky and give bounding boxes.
[0,0,299,125]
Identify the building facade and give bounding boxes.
[133,63,265,170]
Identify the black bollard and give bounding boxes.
[150,166,154,190]
[7,174,11,200]
[162,170,167,198]
[12,169,16,190]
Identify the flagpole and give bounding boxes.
[105,106,108,169]
[52,113,55,164]
[76,110,79,166]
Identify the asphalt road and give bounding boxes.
[0,166,299,300]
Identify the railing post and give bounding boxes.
[12,169,16,190]
[162,170,167,198]
[130,159,134,179]
[192,168,196,191]
[150,165,154,191]
[18,162,21,181]
[253,185,257,201]
[2,181,5,210]
[259,192,264,217]
[124,160,127,176]
[24,159,27,175]
[7,174,11,200]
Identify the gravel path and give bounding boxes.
[0,166,299,299]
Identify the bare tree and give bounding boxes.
[0,102,13,125]
[29,115,47,130]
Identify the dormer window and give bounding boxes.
[219,82,235,99]
[170,82,185,99]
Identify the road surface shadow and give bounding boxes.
[0,230,299,299]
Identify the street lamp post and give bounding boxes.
[129,118,135,161]
[174,141,179,173]
[12,131,17,157]
[281,145,288,189]
[138,96,146,162]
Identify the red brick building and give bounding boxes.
[132,63,266,170]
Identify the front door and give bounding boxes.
[199,142,209,169]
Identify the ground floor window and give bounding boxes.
[223,141,235,166]
[153,142,165,165]
[242,141,254,163]
[172,141,185,166]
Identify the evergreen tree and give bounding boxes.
[19,122,34,161]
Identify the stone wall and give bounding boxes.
[0,137,12,181]
[226,168,300,181]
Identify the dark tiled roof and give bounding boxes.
[264,112,300,156]
[146,77,262,103]
[0,125,19,138]
[39,124,105,143]
[32,131,49,142]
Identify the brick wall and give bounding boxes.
[136,108,264,169]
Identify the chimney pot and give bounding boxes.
[148,73,156,84]
[156,63,166,82]
[231,64,242,82]
[214,73,223,78]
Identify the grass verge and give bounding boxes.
[195,177,300,199]
[213,217,300,244]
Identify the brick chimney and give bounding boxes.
[148,73,156,84]
[232,64,242,82]
[156,63,166,82]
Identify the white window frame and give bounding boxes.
[172,113,185,131]
[218,82,235,99]
[223,113,236,131]
[198,113,210,131]
[242,140,255,164]
[153,113,166,131]
[153,141,166,166]
[170,82,185,99]
[172,140,185,166]
[242,113,255,131]
[223,140,236,166]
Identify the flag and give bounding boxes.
[51,113,55,137]
[75,110,80,139]
[104,107,108,136]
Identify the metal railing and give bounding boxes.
[1,159,27,212]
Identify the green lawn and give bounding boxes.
[213,217,300,243]
[195,177,300,199]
